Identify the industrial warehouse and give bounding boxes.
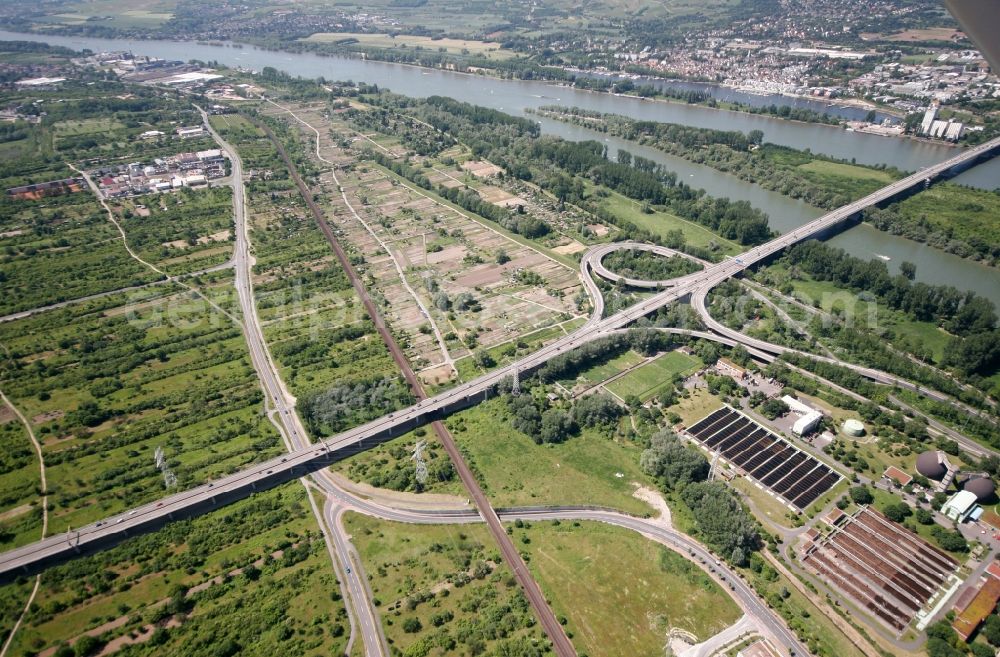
[92,149,228,199]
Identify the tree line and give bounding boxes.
[784,241,999,381]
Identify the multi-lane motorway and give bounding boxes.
[1,134,997,581]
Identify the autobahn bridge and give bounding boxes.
[1,135,998,581]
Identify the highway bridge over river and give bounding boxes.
[1,135,998,581]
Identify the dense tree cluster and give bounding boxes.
[524,138,773,245]
[784,241,1000,380]
[640,429,710,489]
[786,241,996,333]
[300,376,415,435]
[506,391,622,444]
[681,481,760,564]
[602,248,703,282]
[540,107,890,210]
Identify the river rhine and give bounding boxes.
[3,30,999,305]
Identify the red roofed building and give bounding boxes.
[953,562,1000,641]
[883,466,913,487]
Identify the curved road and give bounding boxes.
[311,475,808,656]
[582,241,707,289]
[1,134,997,580]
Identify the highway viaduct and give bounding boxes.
[1,135,997,582]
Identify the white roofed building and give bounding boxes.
[942,490,981,523]
[793,411,823,437]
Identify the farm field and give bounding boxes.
[606,350,703,401]
[452,317,585,384]
[0,181,163,316]
[0,412,41,549]
[0,279,283,537]
[0,91,225,317]
[114,187,236,276]
[342,513,548,657]
[208,109,408,439]
[0,484,348,657]
[302,32,516,59]
[33,0,176,28]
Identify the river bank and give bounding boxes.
[0,25,920,131]
[537,106,999,270]
[3,28,1000,306]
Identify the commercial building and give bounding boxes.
[7,178,84,200]
[941,490,982,523]
[715,357,746,380]
[781,395,823,436]
[91,149,225,199]
[196,149,223,163]
[781,395,814,415]
[15,76,66,89]
[176,126,206,139]
[792,411,823,437]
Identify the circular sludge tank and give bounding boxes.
[964,476,996,502]
[915,451,947,480]
[841,419,865,437]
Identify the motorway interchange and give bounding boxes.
[1,111,999,656]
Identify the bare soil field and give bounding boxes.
[862,28,965,42]
[462,160,503,177]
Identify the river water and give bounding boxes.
[3,30,999,304]
[569,70,902,124]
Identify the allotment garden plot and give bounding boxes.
[270,103,586,386]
